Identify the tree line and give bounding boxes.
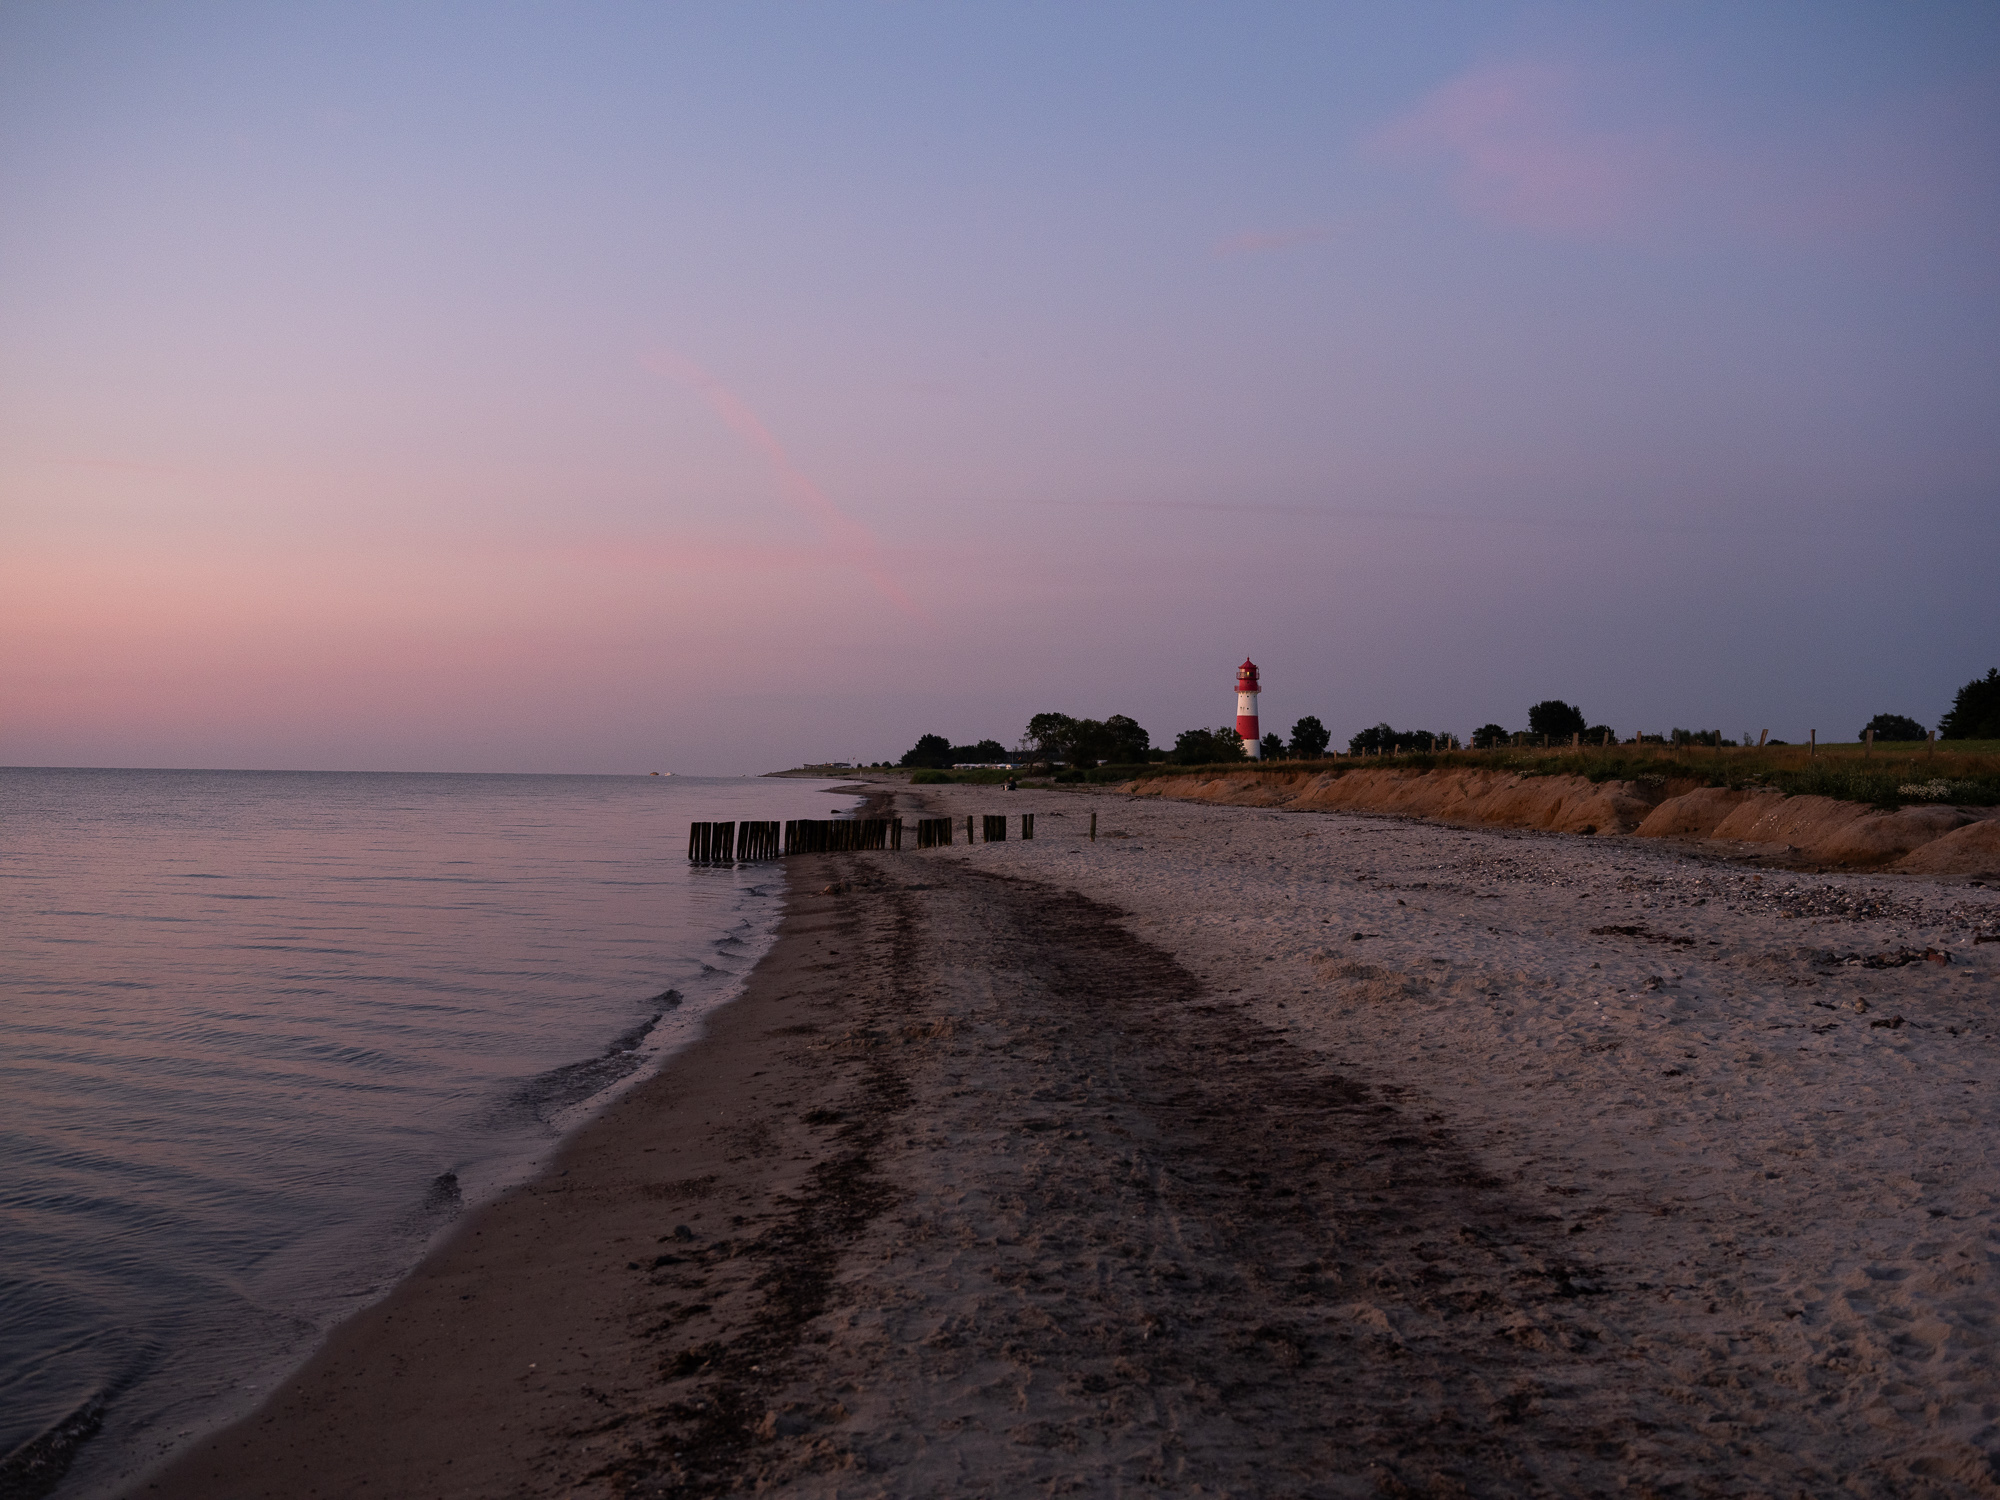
[897,712,1334,769]
[892,670,2000,771]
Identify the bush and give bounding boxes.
[1259,732,1285,759]
[1861,713,1928,743]
[1471,723,1509,750]
[908,768,953,784]
[1527,700,1587,739]
[1940,669,2000,740]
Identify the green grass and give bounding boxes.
[906,767,1022,785]
[1128,741,2000,809]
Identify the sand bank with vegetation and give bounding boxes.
[1126,745,2000,879]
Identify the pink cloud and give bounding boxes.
[1365,62,1665,238]
[1365,58,1997,259]
[642,349,922,618]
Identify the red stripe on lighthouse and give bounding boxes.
[1236,657,1261,758]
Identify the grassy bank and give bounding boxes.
[906,767,1022,786]
[1128,742,2000,810]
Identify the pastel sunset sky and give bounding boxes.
[4,2,1996,772]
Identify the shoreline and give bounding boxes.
[133,779,2000,1496]
[135,834,874,1498]
[2,771,843,1500]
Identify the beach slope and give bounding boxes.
[139,785,2000,1497]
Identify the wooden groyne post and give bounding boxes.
[688,821,783,864]
[694,813,1038,861]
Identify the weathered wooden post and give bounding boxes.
[984,814,1006,842]
[1865,727,1874,758]
[1810,729,1817,758]
[1090,812,1097,841]
[966,813,974,844]
[1022,813,1034,839]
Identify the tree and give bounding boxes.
[1023,712,1077,760]
[899,733,954,768]
[1527,699,1587,740]
[1348,722,1401,755]
[1102,714,1151,763]
[1260,732,1285,759]
[1940,669,2000,741]
[1169,726,1245,765]
[1860,713,1927,743]
[1471,724,1508,749]
[1288,715,1331,758]
[1067,719,1115,767]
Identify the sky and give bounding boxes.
[3,1,1996,773]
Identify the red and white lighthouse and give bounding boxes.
[1236,658,1262,759]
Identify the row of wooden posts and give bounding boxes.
[688,814,1040,864]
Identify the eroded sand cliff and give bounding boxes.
[1128,767,2000,876]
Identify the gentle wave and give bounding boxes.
[0,767,851,1497]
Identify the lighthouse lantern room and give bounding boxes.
[1236,658,1261,759]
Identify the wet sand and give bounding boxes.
[138,781,2000,1498]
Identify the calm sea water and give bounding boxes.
[0,767,854,1498]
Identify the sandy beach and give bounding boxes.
[139,780,2000,1499]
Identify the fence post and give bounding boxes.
[1865,728,1874,758]
[1022,813,1034,839]
[1090,812,1097,841]
[1810,729,1816,758]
